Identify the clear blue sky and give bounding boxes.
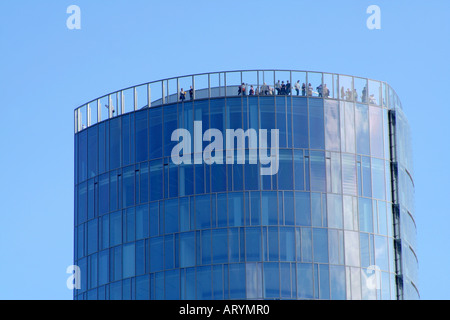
[0,0,448,300]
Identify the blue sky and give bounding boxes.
[0,0,449,299]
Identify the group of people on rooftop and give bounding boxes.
[238,81,331,98]
[179,81,377,104]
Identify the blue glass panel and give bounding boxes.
[294,150,305,191]
[201,230,212,264]
[179,163,194,196]
[228,192,244,227]
[297,263,313,299]
[78,129,88,183]
[276,97,287,148]
[109,281,122,300]
[309,99,325,150]
[110,211,122,247]
[123,243,135,278]
[101,214,109,250]
[374,235,389,271]
[279,227,295,261]
[136,275,150,300]
[319,264,330,299]
[179,197,190,232]
[78,182,87,224]
[109,171,118,212]
[246,227,262,262]
[213,265,224,300]
[87,126,98,179]
[150,237,164,272]
[197,266,213,299]
[123,166,135,208]
[245,150,259,191]
[136,240,145,276]
[136,204,149,240]
[164,198,179,234]
[264,262,280,299]
[342,154,357,195]
[138,163,149,205]
[164,104,178,158]
[292,98,308,148]
[356,104,370,155]
[372,158,386,200]
[149,202,159,237]
[261,192,277,226]
[229,264,246,299]
[135,110,148,162]
[149,107,163,159]
[169,161,179,198]
[360,232,371,268]
[150,160,163,201]
[88,253,98,290]
[98,250,109,286]
[278,149,293,190]
[180,232,195,268]
[164,235,174,270]
[246,263,263,299]
[109,117,121,170]
[196,194,211,229]
[362,157,372,198]
[165,270,180,300]
[248,192,260,226]
[313,228,328,263]
[99,173,109,215]
[217,193,227,228]
[280,263,292,298]
[284,192,295,226]
[359,198,373,233]
[87,179,95,220]
[330,265,346,300]
[369,106,384,158]
[155,272,164,300]
[310,151,326,192]
[228,228,240,263]
[121,114,134,167]
[268,227,279,261]
[124,207,135,243]
[195,163,205,195]
[212,229,228,264]
[327,194,343,229]
[295,192,311,226]
[98,122,108,175]
[211,163,226,193]
[87,219,98,255]
[324,100,340,151]
[112,246,122,282]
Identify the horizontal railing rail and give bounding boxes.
[74,69,403,133]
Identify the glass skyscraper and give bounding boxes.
[74,70,418,300]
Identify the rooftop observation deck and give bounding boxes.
[74,69,403,134]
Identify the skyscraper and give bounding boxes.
[74,70,418,300]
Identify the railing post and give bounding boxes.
[162,81,165,105]
[134,87,138,111]
[192,76,195,100]
[97,100,101,122]
[208,73,211,98]
[147,84,151,108]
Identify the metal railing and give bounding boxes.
[74,69,403,133]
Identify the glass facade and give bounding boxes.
[74,70,417,300]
